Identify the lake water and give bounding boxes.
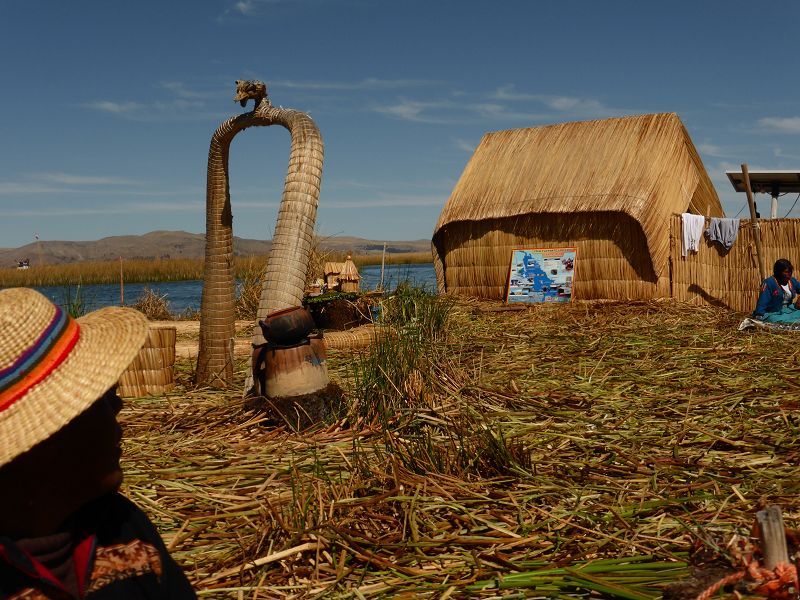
[33,263,438,314]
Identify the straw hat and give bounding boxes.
[0,288,148,468]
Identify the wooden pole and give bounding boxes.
[379,242,386,291]
[756,505,789,570]
[35,234,43,267]
[119,256,124,306]
[742,164,767,282]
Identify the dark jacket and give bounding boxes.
[753,276,800,317]
[0,493,196,599]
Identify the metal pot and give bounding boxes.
[258,306,315,345]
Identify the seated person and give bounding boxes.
[0,288,196,599]
[753,258,800,322]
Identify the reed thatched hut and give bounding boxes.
[324,256,360,292]
[432,113,723,301]
[338,256,361,292]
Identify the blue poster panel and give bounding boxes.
[506,247,576,303]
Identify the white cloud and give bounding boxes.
[325,178,455,193]
[697,142,738,159]
[3,201,204,217]
[372,100,459,124]
[80,96,225,123]
[104,188,203,197]
[327,179,383,191]
[453,137,476,153]
[0,177,201,197]
[372,98,549,124]
[136,201,204,212]
[82,100,143,115]
[78,80,223,122]
[160,81,215,100]
[276,78,441,91]
[30,173,139,186]
[374,85,630,125]
[491,85,538,102]
[698,142,722,156]
[153,98,205,111]
[323,194,445,209]
[0,183,65,195]
[227,188,446,210]
[219,0,332,21]
[471,102,549,121]
[758,117,800,134]
[234,0,255,14]
[490,84,627,119]
[547,96,606,114]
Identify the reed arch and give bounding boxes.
[195,81,324,386]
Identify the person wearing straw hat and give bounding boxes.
[0,288,196,598]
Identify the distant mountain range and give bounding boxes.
[0,230,432,267]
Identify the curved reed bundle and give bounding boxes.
[197,82,324,386]
[323,324,385,350]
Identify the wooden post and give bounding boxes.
[379,242,387,291]
[119,256,124,306]
[743,164,767,282]
[35,234,43,267]
[756,505,789,570]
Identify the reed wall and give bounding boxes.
[435,212,670,300]
[435,213,800,312]
[669,215,800,314]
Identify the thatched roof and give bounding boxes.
[433,113,722,276]
[339,256,360,280]
[324,262,344,275]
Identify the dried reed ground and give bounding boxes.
[118,299,800,598]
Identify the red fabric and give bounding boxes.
[0,541,66,591]
[73,534,96,597]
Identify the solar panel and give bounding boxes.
[726,170,800,194]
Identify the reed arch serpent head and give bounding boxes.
[195,80,324,387]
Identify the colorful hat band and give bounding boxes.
[0,306,80,411]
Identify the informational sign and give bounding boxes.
[505,247,576,303]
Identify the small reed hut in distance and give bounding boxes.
[432,113,723,301]
[323,255,361,292]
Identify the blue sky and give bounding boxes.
[1,0,799,249]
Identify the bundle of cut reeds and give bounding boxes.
[119,326,176,398]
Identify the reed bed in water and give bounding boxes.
[119,297,800,598]
[0,253,432,287]
[1,257,205,287]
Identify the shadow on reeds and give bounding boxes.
[687,284,734,310]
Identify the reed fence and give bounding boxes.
[669,215,800,314]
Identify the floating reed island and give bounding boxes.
[118,293,800,598]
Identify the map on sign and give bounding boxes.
[505,248,576,304]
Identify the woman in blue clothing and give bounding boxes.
[753,258,800,322]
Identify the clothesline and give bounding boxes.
[681,213,740,257]
[732,192,800,219]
